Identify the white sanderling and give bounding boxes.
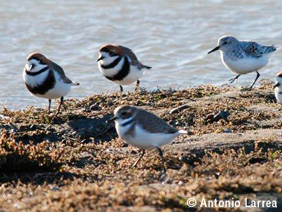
[208,35,276,89]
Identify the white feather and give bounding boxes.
[26,59,48,73]
[99,63,145,86]
[118,64,145,85]
[23,65,72,99]
[23,69,49,88]
[98,53,145,85]
[99,52,119,66]
[221,52,269,74]
[36,71,71,99]
[115,117,133,138]
[99,57,125,77]
[274,77,282,104]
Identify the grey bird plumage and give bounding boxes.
[111,105,187,172]
[208,35,276,89]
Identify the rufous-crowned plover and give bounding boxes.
[23,52,79,115]
[97,44,151,92]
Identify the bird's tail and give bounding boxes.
[72,81,80,86]
[268,45,277,53]
[178,130,188,134]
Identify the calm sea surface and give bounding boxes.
[0,0,281,109]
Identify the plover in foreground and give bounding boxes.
[110,105,187,172]
[208,35,276,89]
[23,52,79,116]
[97,44,151,92]
[274,71,282,104]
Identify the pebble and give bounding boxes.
[90,103,100,111]
[223,128,232,133]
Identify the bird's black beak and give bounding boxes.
[208,46,220,54]
[97,56,104,62]
[274,82,280,89]
[106,116,117,123]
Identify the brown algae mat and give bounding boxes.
[0,82,282,212]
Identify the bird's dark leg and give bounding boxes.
[249,71,260,90]
[131,149,145,168]
[119,85,123,92]
[55,97,64,117]
[61,97,67,111]
[48,99,51,114]
[135,80,140,91]
[156,147,166,173]
[229,74,241,83]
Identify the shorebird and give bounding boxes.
[23,52,79,115]
[274,71,282,104]
[110,105,187,172]
[97,44,151,92]
[208,35,276,89]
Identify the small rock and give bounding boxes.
[107,100,113,106]
[159,172,170,184]
[214,172,221,179]
[206,110,230,123]
[130,149,137,154]
[223,128,232,133]
[122,143,128,147]
[178,181,184,186]
[29,124,39,130]
[90,103,100,111]
[179,155,200,166]
[248,157,268,164]
[0,115,9,120]
[169,104,189,114]
[50,186,61,191]
[9,123,18,131]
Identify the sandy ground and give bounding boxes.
[0,82,282,212]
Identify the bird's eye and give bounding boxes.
[223,41,228,45]
[109,51,115,56]
[121,112,127,116]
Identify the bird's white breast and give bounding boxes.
[221,52,269,74]
[274,86,282,104]
[116,121,179,150]
[98,57,145,85]
[98,57,125,78]
[38,71,71,99]
[23,68,49,88]
[118,65,144,85]
[115,117,133,142]
[23,68,71,99]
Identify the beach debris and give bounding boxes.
[169,104,190,114]
[205,110,230,123]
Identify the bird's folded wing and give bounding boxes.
[119,45,149,69]
[137,110,179,134]
[52,62,73,84]
[242,41,276,58]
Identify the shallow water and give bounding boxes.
[0,0,281,109]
